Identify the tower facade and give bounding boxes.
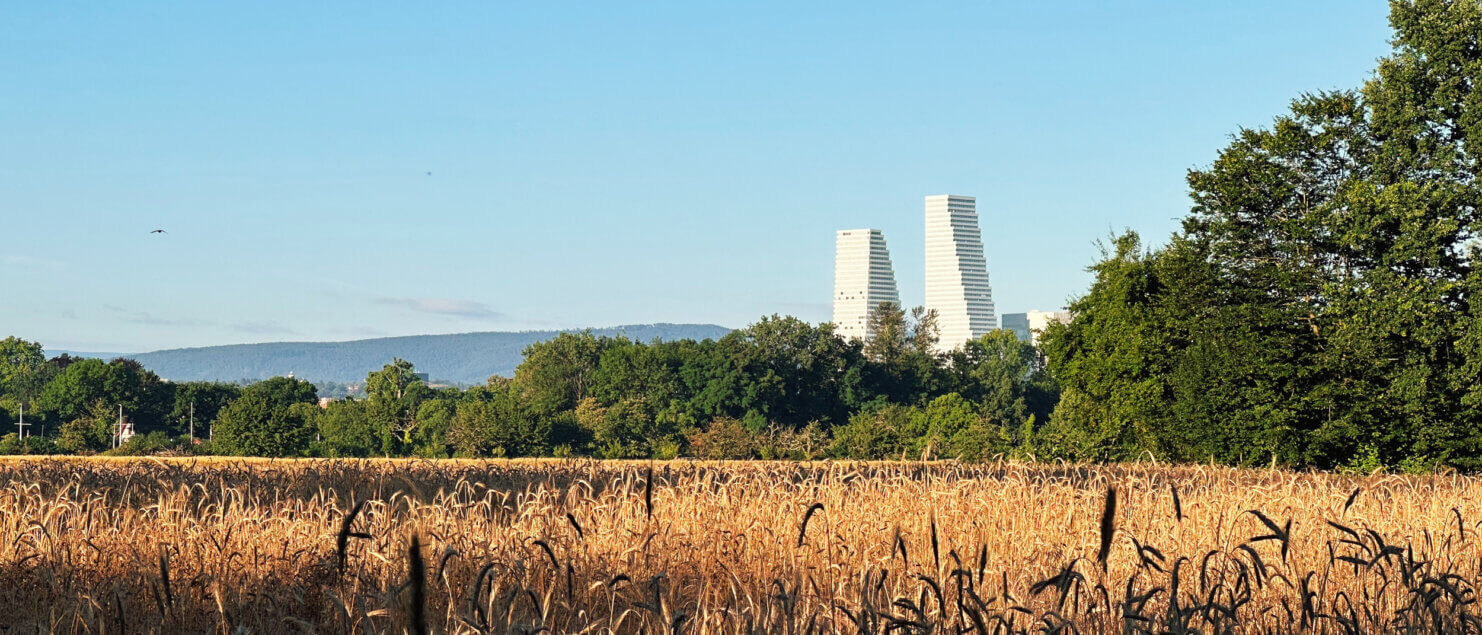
[833,228,901,341]
[924,195,996,351]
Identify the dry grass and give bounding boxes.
[1,457,1480,633]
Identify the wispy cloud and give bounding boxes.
[3,254,65,270]
[104,305,213,327]
[230,320,297,335]
[375,297,504,320]
[776,301,832,314]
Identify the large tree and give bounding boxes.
[863,303,945,405]
[0,337,45,400]
[364,358,430,455]
[514,332,609,415]
[447,386,553,457]
[948,329,1059,430]
[313,399,377,457]
[686,316,869,429]
[1043,0,1482,469]
[166,382,241,438]
[36,358,174,433]
[211,377,317,457]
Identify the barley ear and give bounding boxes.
[1097,485,1118,571]
[797,502,824,548]
[406,532,427,635]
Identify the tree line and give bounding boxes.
[0,305,1056,460]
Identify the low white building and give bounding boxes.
[114,420,136,447]
[1001,310,1071,344]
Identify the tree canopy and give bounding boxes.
[1042,0,1482,470]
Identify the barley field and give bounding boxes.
[0,458,1479,633]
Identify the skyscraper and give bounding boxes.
[924,195,996,351]
[833,228,900,341]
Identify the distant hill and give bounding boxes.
[53,324,731,385]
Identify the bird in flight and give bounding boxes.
[150,229,167,234]
[426,171,432,176]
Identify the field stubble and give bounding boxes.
[0,457,1478,633]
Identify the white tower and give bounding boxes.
[924,195,996,351]
[833,229,901,342]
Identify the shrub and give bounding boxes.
[830,404,912,459]
[687,417,758,459]
[56,401,114,453]
[107,431,188,456]
[0,433,57,455]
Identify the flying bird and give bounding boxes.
[426,171,432,176]
[150,229,167,234]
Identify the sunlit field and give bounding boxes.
[1,457,1479,633]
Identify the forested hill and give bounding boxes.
[55,324,731,384]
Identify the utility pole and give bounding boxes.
[116,404,123,449]
[14,401,27,439]
[189,401,195,444]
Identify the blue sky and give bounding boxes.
[2,2,1393,352]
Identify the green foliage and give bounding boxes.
[211,377,317,457]
[1042,0,1482,471]
[37,358,174,434]
[687,416,759,459]
[314,399,378,457]
[1040,234,1187,462]
[0,433,57,455]
[575,396,682,459]
[695,316,869,429]
[410,398,456,458]
[4,312,1062,462]
[56,400,115,453]
[447,387,548,458]
[864,304,944,404]
[830,404,913,459]
[1339,444,1385,475]
[515,332,608,415]
[950,330,1058,428]
[0,336,45,401]
[247,376,319,409]
[653,439,682,460]
[107,431,189,456]
[364,358,431,455]
[167,382,241,437]
[907,393,1013,460]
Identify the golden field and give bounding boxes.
[1,458,1479,633]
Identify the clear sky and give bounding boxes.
[2,2,1393,353]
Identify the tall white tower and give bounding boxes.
[924,195,996,351]
[833,228,901,342]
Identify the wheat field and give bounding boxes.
[0,457,1479,633]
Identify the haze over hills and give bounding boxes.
[50,324,731,385]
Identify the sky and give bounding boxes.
[2,2,1394,353]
